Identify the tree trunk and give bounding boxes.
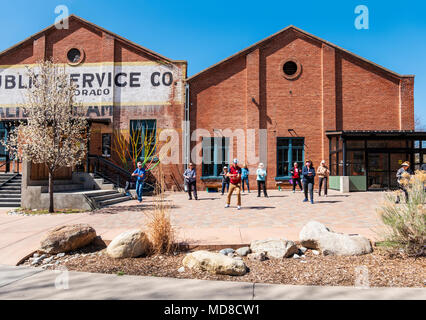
[48,169,54,213]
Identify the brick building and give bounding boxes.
[0,17,425,199]
[188,26,425,191]
[0,15,187,191]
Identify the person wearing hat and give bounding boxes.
[183,162,198,200]
[395,161,413,203]
[317,160,330,197]
[225,158,242,209]
[256,163,268,197]
[220,166,230,195]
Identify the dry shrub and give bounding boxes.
[145,164,176,255]
[376,170,426,257]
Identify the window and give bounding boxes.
[202,137,229,177]
[276,137,304,177]
[129,120,157,161]
[347,151,365,176]
[101,133,111,158]
[281,59,301,80]
[67,48,84,65]
[0,123,7,161]
[283,61,298,76]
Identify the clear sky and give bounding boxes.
[0,0,425,126]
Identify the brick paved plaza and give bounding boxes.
[0,189,388,265]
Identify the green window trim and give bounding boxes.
[276,137,305,178]
[202,136,230,178]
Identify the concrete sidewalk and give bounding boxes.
[0,190,386,266]
[0,265,424,300]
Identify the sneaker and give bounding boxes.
[237,206,241,210]
[303,199,308,202]
[293,190,295,193]
[188,198,192,200]
[311,200,314,204]
[195,197,198,200]
[225,204,230,208]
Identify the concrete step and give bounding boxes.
[0,194,21,198]
[84,190,119,198]
[0,202,20,207]
[98,195,132,207]
[0,198,21,202]
[1,186,21,190]
[91,193,128,202]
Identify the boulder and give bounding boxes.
[182,251,247,276]
[106,230,151,258]
[219,248,235,256]
[39,224,97,254]
[248,252,267,261]
[299,221,373,256]
[235,246,251,256]
[250,239,298,259]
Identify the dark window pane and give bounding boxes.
[277,138,289,147]
[292,138,304,147]
[346,140,364,149]
[346,151,365,176]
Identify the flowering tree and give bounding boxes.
[4,60,88,212]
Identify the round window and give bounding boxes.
[67,48,82,64]
[283,61,298,76]
[280,59,301,80]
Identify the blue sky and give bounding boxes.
[0,0,425,126]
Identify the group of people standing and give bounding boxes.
[183,158,331,208]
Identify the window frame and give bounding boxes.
[201,136,230,179]
[275,137,305,180]
[129,119,157,162]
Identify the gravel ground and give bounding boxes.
[21,244,425,288]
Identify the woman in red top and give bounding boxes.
[290,162,303,193]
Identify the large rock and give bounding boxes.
[299,221,373,256]
[250,239,298,259]
[106,230,151,258]
[39,224,97,254]
[182,251,247,276]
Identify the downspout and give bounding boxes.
[184,83,190,170]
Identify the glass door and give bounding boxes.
[367,153,389,190]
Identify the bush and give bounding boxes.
[377,170,426,257]
[145,165,176,255]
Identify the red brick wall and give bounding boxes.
[189,29,414,189]
[0,16,186,189]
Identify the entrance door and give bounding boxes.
[367,153,389,190]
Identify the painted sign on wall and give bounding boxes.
[0,63,184,112]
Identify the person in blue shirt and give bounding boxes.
[241,164,250,193]
[132,161,146,202]
[256,163,268,197]
[302,159,316,204]
[183,162,198,200]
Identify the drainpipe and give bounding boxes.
[184,83,190,170]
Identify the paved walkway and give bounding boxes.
[0,190,387,265]
[0,265,424,300]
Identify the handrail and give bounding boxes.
[0,173,18,189]
[88,155,132,178]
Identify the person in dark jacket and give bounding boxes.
[290,162,303,193]
[183,163,198,200]
[395,161,413,203]
[302,160,316,204]
[220,166,230,195]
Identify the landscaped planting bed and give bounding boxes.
[20,244,425,288]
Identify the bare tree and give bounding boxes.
[414,115,426,132]
[4,60,88,212]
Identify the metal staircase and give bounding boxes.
[0,174,21,207]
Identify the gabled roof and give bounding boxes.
[187,25,414,81]
[0,14,186,64]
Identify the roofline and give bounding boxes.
[0,14,187,65]
[187,25,414,81]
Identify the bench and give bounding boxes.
[204,181,222,192]
[275,180,292,191]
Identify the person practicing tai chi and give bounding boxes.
[131,161,146,203]
[290,162,303,193]
[256,163,268,197]
[225,158,242,210]
[302,159,316,204]
[183,162,198,200]
[317,160,330,197]
[220,166,230,195]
